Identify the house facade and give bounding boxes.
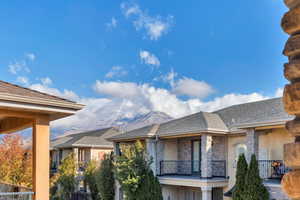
[50,127,119,191]
[109,98,293,200]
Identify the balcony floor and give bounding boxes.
[158,175,229,188]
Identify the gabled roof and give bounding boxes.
[0,80,74,103]
[214,97,293,130]
[157,112,228,137]
[51,127,119,149]
[0,80,84,120]
[109,98,292,141]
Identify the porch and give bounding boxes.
[0,80,83,200]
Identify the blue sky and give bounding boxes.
[0,0,289,131]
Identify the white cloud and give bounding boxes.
[16,76,30,86]
[8,61,30,75]
[105,66,128,78]
[93,81,140,98]
[106,17,118,29]
[172,78,214,99]
[25,53,36,61]
[29,82,79,101]
[275,88,283,97]
[140,50,160,67]
[121,2,174,40]
[24,77,279,134]
[40,77,53,85]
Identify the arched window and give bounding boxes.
[235,143,247,159]
[233,143,247,167]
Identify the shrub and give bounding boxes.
[243,154,269,200]
[97,153,115,200]
[84,160,101,200]
[115,141,162,200]
[232,153,248,200]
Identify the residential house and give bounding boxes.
[50,127,119,190]
[109,97,293,200]
[0,80,83,200]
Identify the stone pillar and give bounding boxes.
[146,139,157,175]
[32,117,50,200]
[201,134,212,178]
[281,1,300,198]
[156,139,165,175]
[113,142,121,156]
[201,186,212,200]
[246,128,259,162]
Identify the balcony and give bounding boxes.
[258,160,291,180]
[159,160,227,178]
[0,192,34,200]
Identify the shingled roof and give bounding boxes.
[51,127,119,149]
[0,80,74,103]
[109,98,292,141]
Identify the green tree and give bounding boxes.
[97,153,115,200]
[243,154,269,200]
[115,141,163,200]
[233,153,248,200]
[51,153,77,200]
[85,160,101,200]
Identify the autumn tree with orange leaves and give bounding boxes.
[0,134,32,188]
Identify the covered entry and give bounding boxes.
[0,81,84,200]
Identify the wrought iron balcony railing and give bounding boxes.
[258,160,291,179]
[159,160,226,178]
[0,192,34,200]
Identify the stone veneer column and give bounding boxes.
[201,134,212,178]
[146,139,157,175]
[201,186,212,200]
[246,128,259,163]
[281,1,300,198]
[156,140,165,175]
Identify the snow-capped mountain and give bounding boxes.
[52,111,173,138]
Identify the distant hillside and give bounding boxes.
[53,111,173,138]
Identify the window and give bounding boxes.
[234,143,247,167]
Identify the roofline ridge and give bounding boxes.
[0,80,75,103]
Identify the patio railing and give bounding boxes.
[0,192,34,200]
[258,160,291,179]
[159,160,226,178]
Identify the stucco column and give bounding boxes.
[156,139,164,175]
[32,116,50,200]
[201,134,212,178]
[201,186,212,200]
[246,128,259,162]
[146,139,157,175]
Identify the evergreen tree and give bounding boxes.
[115,141,163,200]
[243,154,269,200]
[84,160,101,200]
[51,153,77,200]
[233,154,248,200]
[97,153,115,200]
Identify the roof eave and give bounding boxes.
[0,93,84,110]
[234,120,290,129]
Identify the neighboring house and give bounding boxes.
[108,97,294,200]
[50,127,119,191]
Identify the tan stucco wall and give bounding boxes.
[259,128,294,160]
[227,135,247,190]
[90,148,112,161]
[226,128,294,191]
[163,139,178,160]
[162,185,202,200]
